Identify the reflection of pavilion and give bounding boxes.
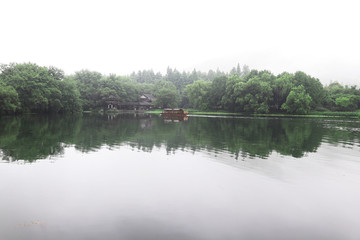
[106,94,156,110]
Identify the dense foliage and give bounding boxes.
[0,63,81,114]
[186,70,360,113]
[1,62,359,115]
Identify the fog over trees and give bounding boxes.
[1,62,359,115]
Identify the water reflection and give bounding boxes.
[0,114,359,162]
[1,114,360,240]
[161,115,188,122]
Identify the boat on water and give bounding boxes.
[161,108,189,122]
[161,108,188,116]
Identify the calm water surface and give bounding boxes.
[0,114,359,240]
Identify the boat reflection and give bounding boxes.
[161,115,188,122]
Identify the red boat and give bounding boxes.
[161,108,189,116]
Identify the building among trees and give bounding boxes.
[106,94,156,110]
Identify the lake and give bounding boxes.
[0,113,359,240]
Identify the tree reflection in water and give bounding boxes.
[0,114,359,162]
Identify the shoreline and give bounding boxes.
[144,109,360,118]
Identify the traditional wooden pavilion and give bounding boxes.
[106,94,156,110]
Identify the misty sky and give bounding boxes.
[1,0,359,85]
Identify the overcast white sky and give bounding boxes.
[1,0,359,85]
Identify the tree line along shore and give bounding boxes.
[1,62,359,116]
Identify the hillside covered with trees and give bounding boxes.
[1,62,359,115]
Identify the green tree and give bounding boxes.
[186,80,211,110]
[242,65,250,76]
[281,85,312,114]
[0,63,80,113]
[234,72,274,113]
[1,63,51,112]
[59,77,82,113]
[210,76,227,109]
[0,81,20,114]
[221,75,242,111]
[293,71,324,108]
[71,70,103,110]
[324,82,360,111]
[272,72,294,111]
[334,96,359,111]
[154,88,180,108]
[154,80,177,93]
[100,74,139,105]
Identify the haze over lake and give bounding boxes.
[1,113,359,240]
